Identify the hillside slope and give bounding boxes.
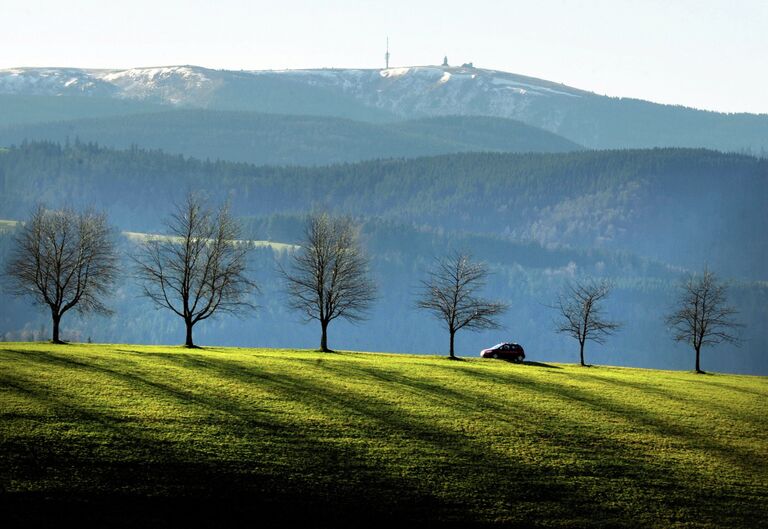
[0,111,582,166]
[1,343,766,527]
[0,94,167,128]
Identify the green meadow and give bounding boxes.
[1,343,766,527]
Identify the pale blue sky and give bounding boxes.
[3,0,767,113]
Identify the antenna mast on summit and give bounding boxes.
[385,37,390,69]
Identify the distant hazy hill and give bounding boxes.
[0,111,582,165]
[0,94,168,128]
[1,65,767,151]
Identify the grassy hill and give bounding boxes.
[1,343,766,527]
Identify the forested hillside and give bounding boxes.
[0,94,168,127]
[0,111,582,165]
[0,142,766,374]
[1,142,764,278]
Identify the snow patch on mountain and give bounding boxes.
[94,66,220,105]
[379,67,411,78]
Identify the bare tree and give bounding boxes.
[553,278,621,366]
[133,193,256,347]
[417,252,508,358]
[4,205,118,343]
[281,213,376,352]
[665,267,742,373]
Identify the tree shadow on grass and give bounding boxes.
[2,347,766,527]
[577,371,767,424]
[0,349,450,527]
[523,360,562,369]
[456,365,767,478]
[191,357,601,523]
[684,376,768,399]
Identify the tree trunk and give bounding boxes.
[579,340,585,366]
[51,311,62,344]
[695,345,703,373]
[185,320,194,348]
[449,331,455,358]
[320,321,329,352]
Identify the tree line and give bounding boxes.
[3,195,743,373]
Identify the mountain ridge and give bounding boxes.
[3,64,767,151]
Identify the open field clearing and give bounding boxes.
[0,220,297,251]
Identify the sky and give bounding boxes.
[3,0,767,114]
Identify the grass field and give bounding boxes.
[1,343,766,527]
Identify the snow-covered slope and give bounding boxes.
[250,65,589,125]
[0,66,226,106]
[0,67,118,97]
[95,66,222,106]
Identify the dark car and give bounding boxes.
[480,342,525,362]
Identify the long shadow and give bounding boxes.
[147,352,654,523]
[310,359,768,527]
[448,364,768,522]
[522,360,562,369]
[196,356,754,525]
[579,371,768,424]
[189,358,607,521]
[684,376,768,399]
[453,364,768,478]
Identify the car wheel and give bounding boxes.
[492,353,498,359]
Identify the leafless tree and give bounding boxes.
[553,278,621,366]
[417,252,508,358]
[281,213,376,352]
[133,193,256,347]
[4,205,118,343]
[665,267,742,373]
